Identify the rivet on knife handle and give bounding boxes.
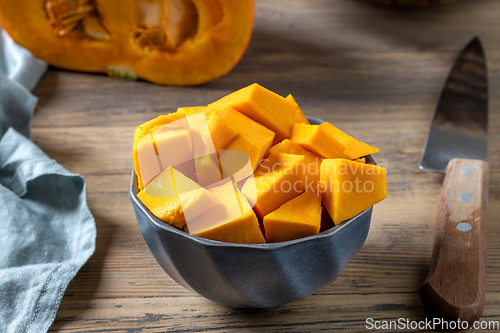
[420,158,488,323]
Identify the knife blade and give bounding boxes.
[419,37,489,323]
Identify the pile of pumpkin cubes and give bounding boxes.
[133,83,387,244]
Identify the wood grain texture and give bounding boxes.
[420,158,488,323]
[23,0,500,331]
[363,0,455,7]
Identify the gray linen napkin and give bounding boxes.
[0,29,96,333]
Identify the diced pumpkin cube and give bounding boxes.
[206,108,239,150]
[135,134,162,190]
[290,123,345,159]
[135,121,195,189]
[152,124,194,177]
[137,191,185,229]
[286,94,310,125]
[133,112,188,189]
[186,113,222,186]
[319,122,379,159]
[241,153,305,219]
[209,83,296,143]
[170,168,221,224]
[320,159,387,224]
[268,139,316,158]
[143,167,178,198]
[138,167,220,229]
[187,179,265,244]
[263,190,322,243]
[207,106,275,172]
[133,112,187,146]
[268,139,322,189]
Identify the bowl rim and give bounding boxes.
[130,116,375,249]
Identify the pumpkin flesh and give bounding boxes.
[0,0,254,85]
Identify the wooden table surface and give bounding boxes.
[29,0,500,331]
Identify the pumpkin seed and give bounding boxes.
[45,0,109,41]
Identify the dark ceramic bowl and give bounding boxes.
[129,117,373,308]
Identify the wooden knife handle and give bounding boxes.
[420,158,489,323]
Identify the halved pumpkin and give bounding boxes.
[0,0,255,86]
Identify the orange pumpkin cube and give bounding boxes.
[187,179,265,244]
[134,112,187,144]
[137,167,220,229]
[263,190,322,243]
[209,83,296,143]
[319,122,379,159]
[290,123,345,159]
[185,113,223,187]
[133,113,195,189]
[152,125,195,177]
[241,153,305,219]
[285,94,310,125]
[268,139,322,189]
[207,106,275,172]
[320,159,387,224]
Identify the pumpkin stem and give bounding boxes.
[108,65,138,81]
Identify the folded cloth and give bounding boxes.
[0,29,47,91]
[0,29,96,333]
[0,70,37,139]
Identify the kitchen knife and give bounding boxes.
[419,37,489,323]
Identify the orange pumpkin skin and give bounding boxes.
[0,0,254,86]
